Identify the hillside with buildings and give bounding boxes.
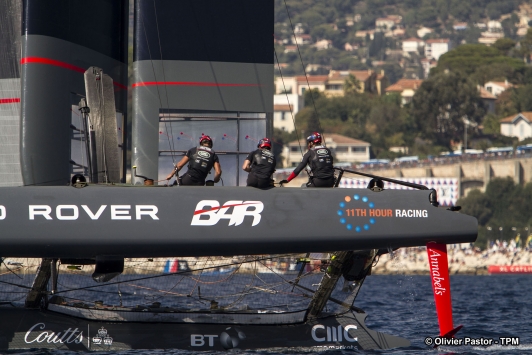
[274,0,531,78]
[271,1,532,249]
[273,1,532,171]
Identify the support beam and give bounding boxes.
[307,251,351,318]
[25,258,52,308]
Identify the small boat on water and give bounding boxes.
[488,265,532,274]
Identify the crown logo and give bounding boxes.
[97,327,108,337]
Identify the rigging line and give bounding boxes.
[51,255,294,295]
[124,283,187,297]
[152,0,176,161]
[187,255,211,294]
[0,280,32,290]
[0,259,22,279]
[240,8,267,117]
[215,266,257,309]
[274,48,304,158]
[248,279,309,303]
[128,276,189,304]
[190,4,227,112]
[256,259,314,297]
[282,0,325,141]
[139,10,175,164]
[189,263,241,285]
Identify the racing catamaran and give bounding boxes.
[0,181,476,351]
[0,0,476,351]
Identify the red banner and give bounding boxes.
[426,242,454,336]
[488,265,532,274]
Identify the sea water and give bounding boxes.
[8,275,532,355]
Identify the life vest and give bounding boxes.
[309,145,334,178]
[250,148,276,179]
[188,146,216,179]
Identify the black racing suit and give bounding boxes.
[180,146,219,186]
[246,148,276,188]
[292,145,335,187]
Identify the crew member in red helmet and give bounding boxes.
[281,132,335,187]
[166,134,222,186]
[242,138,277,188]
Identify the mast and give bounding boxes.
[0,0,23,187]
[132,0,273,184]
[19,0,128,186]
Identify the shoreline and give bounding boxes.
[2,247,531,276]
[371,247,532,275]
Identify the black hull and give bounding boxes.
[0,306,409,351]
[0,185,477,258]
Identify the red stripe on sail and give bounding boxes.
[132,81,262,88]
[426,242,454,336]
[21,57,85,73]
[0,98,20,104]
[21,57,127,90]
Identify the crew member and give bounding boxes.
[281,132,334,187]
[242,138,276,188]
[166,134,222,186]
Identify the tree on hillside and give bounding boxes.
[296,89,325,134]
[494,90,518,118]
[458,176,532,247]
[517,28,532,60]
[374,63,404,84]
[410,70,486,149]
[331,0,357,14]
[343,74,360,95]
[310,24,336,42]
[448,0,473,22]
[492,38,516,56]
[436,44,525,83]
[272,128,298,168]
[368,32,385,58]
[482,113,503,135]
[332,54,364,71]
[501,16,519,39]
[295,91,374,140]
[458,189,493,226]
[365,99,407,156]
[484,177,522,224]
[417,7,439,28]
[461,25,482,45]
[472,62,517,85]
[303,88,324,107]
[512,84,532,113]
